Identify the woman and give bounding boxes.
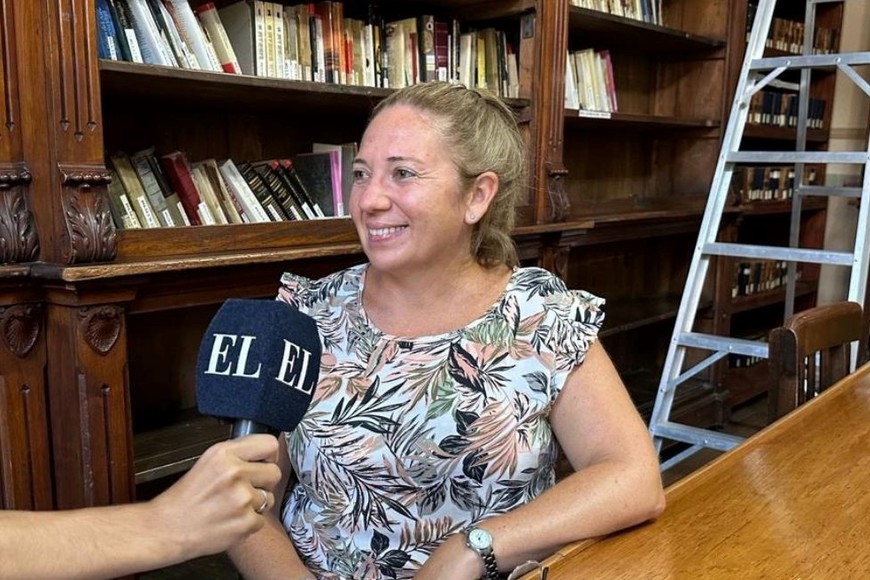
[229,82,664,579]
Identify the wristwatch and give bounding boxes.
[463,526,500,579]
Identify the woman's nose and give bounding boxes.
[354,175,391,212]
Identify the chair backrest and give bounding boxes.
[767,301,863,422]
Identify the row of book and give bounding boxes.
[569,0,664,27]
[564,48,618,114]
[106,145,354,230]
[95,0,521,98]
[732,260,799,299]
[731,165,818,204]
[748,91,826,130]
[746,3,840,55]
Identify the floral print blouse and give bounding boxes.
[276,264,604,579]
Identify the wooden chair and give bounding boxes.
[767,301,863,423]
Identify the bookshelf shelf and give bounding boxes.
[568,7,726,53]
[729,280,818,315]
[564,110,720,130]
[743,123,829,142]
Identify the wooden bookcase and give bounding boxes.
[1,0,815,510]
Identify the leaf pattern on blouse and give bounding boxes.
[277,265,604,579]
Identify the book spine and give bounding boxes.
[218,159,272,222]
[238,163,289,220]
[159,151,203,225]
[130,148,176,227]
[166,0,220,71]
[125,0,173,65]
[195,2,242,73]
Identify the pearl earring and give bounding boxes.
[468,212,476,222]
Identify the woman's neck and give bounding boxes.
[362,260,512,337]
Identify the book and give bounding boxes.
[164,0,220,70]
[217,159,272,223]
[108,151,162,228]
[124,0,175,65]
[159,150,206,225]
[146,0,195,68]
[250,162,305,220]
[237,162,290,221]
[106,168,143,229]
[190,163,229,224]
[292,151,340,217]
[275,159,323,218]
[195,2,242,73]
[312,142,355,217]
[197,158,244,223]
[96,0,121,60]
[219,0,267,76]
[130,146,179,227]
[109,0,144,62]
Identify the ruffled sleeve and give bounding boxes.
[277,272,316,310]
[544,288,606,401]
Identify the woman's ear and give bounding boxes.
[465,171,499,225]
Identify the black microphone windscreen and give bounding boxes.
[195,299,320,433]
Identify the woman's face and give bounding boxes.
[350,104,474,276]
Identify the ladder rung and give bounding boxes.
[728,151,868,164]
[750,52,870,70]
[796,185,863,198]
[678,332,769,358]
[703,242,854,266]
[651,422,745,451]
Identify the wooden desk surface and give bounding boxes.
[539,363,870,579]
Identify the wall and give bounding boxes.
[817,0,870,303]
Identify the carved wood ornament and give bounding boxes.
[77,305,122,355]
[60,165,117,264]
[0,303,41,358]
[0,168,39,263]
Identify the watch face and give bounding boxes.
[468,528,492,550]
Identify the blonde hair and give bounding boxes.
[371,82,527,267]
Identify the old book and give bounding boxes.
[197,158,244,223]
[249,162,304,220]
[106,168,143,229]
[96,0,122,60]
[195,2,242,73]
[109,151,162,228]
[164,0,220,70]
[159,150,205,225]
[237,162,289,221]
[217,159,272,222]
[292,151,339,217]
[130,147,178,227]
[145,152,189,225]
[275,159,323,218]
[190,162,229,224]
[124,0,175,65]
[219,0,267,76]
[312,142,355,217]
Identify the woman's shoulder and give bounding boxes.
[509,267,605,312]
[278,263,365,308]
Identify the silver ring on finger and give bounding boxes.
[254,488,269,514]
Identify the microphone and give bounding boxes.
[195,298,320,438]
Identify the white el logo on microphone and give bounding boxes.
[205,333,314,393]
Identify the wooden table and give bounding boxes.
[536,363,870,578]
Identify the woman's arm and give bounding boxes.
[0,435,282,580]
[418,341,665,579]
[228,435,316,580]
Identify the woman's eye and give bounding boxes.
[352,169,368,183]
[395,168,416,179]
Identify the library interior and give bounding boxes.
[1,1,869,578]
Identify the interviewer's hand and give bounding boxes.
[148,434,282,560]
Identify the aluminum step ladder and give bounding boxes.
[650,0,870,470]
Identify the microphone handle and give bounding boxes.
[232,419,273,438]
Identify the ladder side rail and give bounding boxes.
[648,0,778,451]
[785,0,818,319]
